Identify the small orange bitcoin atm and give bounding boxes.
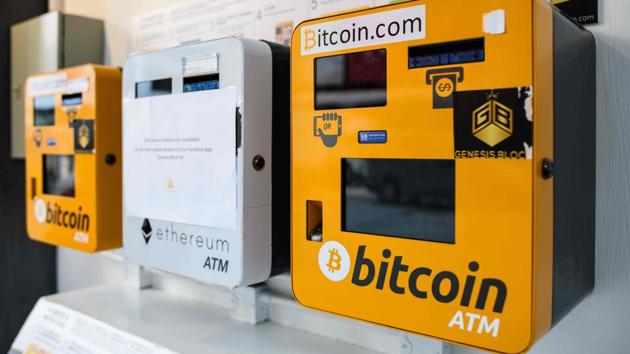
[25,65,122,252]
[291,1,595,352]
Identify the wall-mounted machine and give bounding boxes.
[123,37,290,287]
[290,1,595,352]
[12,12,103,158]
[25,65,122,252]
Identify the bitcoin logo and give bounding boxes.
[327,248,342,272]
[303,29,317,51]
[34,198,46,223]
[318,241,350,281]
[435,77,454,98]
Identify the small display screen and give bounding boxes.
[34,95,55,126]
[62,93,83,106]
[183,73,220,93]
[409,38,485,69]
[315,49,387,110]
[43,155,75,197]
[342,158,455,243]
[135,78,172,98]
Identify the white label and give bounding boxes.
[483,9,506,35]
[28,73,90,96]
[124,87,238,230]
[74,231,89,243]
[183,53,218,76]
[65,77,90,94]
[300,5,426,55]
[123,217,241,287]
[28,73,68,96]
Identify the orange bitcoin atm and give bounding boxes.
[25,65,122,252]
[290,1,595,352]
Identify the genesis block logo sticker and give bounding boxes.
[454,87,533,159]
[141,218,153,245]
[73,119,95,153]
[318,241,351,281]
[472,92,513,147]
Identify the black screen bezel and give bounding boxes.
[341,158,455,244]
[314,48,387,110]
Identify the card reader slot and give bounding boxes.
[307,200,323,242]
[235,107,242,154]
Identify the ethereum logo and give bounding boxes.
[141,219,153,245]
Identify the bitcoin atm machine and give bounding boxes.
[123,37,290,287]
[291,1,595,352]
[25,65,122,252]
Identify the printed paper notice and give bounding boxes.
[11,299,175,354]
[124,87,237,229]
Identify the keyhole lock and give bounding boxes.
[252,155,265,171]
[542,158,554,179]
[105,154,117,165]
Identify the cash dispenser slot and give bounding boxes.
[135,78,172,98]
[307,200,323,242]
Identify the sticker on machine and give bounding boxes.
[73,119,95,153]
[123,87,238,229]
[454,87,532,160]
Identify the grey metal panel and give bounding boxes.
[551,8,596,325]
[10,12,61,158]
[9,12,103,159]
[262,41,290,275]
[62,14,104,67]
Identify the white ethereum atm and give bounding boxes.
[122,37,290,287]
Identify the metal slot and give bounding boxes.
[307,200,323,242]
[31,177,36,200]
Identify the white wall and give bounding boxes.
[57,0,630,353]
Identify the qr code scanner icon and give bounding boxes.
[314,113,342,147]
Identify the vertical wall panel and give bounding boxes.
[0,1,56,351]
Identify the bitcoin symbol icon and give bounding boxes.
[318,241,350,281]
[304,29,317,51]
[436,77,454,98]
[327,248,342,272]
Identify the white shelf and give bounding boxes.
[12,285,380,354]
